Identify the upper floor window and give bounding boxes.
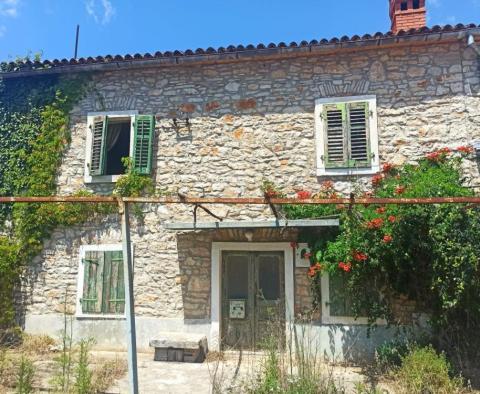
[84,111,155,183]
[315,96,380,176]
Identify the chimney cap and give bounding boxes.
[390,0,427,34]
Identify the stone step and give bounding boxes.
[149,332,208,363]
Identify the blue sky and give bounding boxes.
[0,0,479,61]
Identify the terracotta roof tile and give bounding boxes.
[1,24,478,75]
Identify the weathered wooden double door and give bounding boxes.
[221,251,285,350]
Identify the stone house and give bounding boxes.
[3,0,480,361]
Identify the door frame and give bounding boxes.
[210,242,294,351]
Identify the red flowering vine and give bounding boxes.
[297,190,312,200]
[383,163,394,173]
[338,262,352,272]
[376,207,386,214]
[290,242,298,249]
[366,218,384,229]
[395,185,406,195]
[352,250,368,262]
[388,215,396,223]
[308,262,324,278]
[456,145,474,154]
[372,174,384,187]
[383,234,393,243]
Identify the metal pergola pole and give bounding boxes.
[119,200,139,394]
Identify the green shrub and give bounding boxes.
[15,356,35,394]
[74,339,94,394]
[375,339,410,373]
[394,346,467,394]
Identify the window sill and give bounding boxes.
[84,174,123,184]
[76,314,126,320]
[316,165,380,177]
[321,316,387,325]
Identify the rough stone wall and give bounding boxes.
[25,40,480,324]
[294,267,318,319]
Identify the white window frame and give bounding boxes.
[320,274,386,325]
[76,243,133,319]
[315,95,380,177]
[84,110,138,184]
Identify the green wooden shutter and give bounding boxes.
[90,116,107,176]
[81,251,104,314]
[133,115,155,175]
[347,102,370,168]
[102,251,125,314]
[323,104,348,168]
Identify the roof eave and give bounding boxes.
[1,27,479,79]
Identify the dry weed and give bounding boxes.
[91,357,127,393]
[20,334,56,356]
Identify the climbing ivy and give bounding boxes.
[0,72,113,329]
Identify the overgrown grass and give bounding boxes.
[1,332,127,393]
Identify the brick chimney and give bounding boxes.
[389,0,426,34]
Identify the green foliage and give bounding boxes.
[51,296,75,393]
[393,346,467,394]
[113,157,154,197]
[75,339,94,394]
[374,339,415,374]
[15,356,35,394]
[0,74,113,328]
[284,150,480,333]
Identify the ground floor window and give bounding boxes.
[77,245,125,316]
[320,273,376,325]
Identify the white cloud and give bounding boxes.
[0,25,6,38]
[85,0,115,25]
[0,0,19,17]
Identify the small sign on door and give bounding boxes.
[229,299,246,319]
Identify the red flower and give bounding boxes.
[304,252,312,260]
[364,191,374,198]
[308,267,317,278]
[426,148,451,162]
[297,190,312,200]
[307,263,324,278]
[352,250,368,262]
[426,152,440,161]
[290,242,298,249]
[457,146,474,154]
[395,185,406,195]
[376,207,386,214]
[366,218,384,229]
[338,262,352,272]
[372,174,384,186]
[383,235,393,243]
[388,215,396,223]
[382,163,394,173]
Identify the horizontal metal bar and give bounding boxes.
[0,196,480,205]
[164,219,340,230]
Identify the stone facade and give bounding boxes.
[22,38,480,358]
